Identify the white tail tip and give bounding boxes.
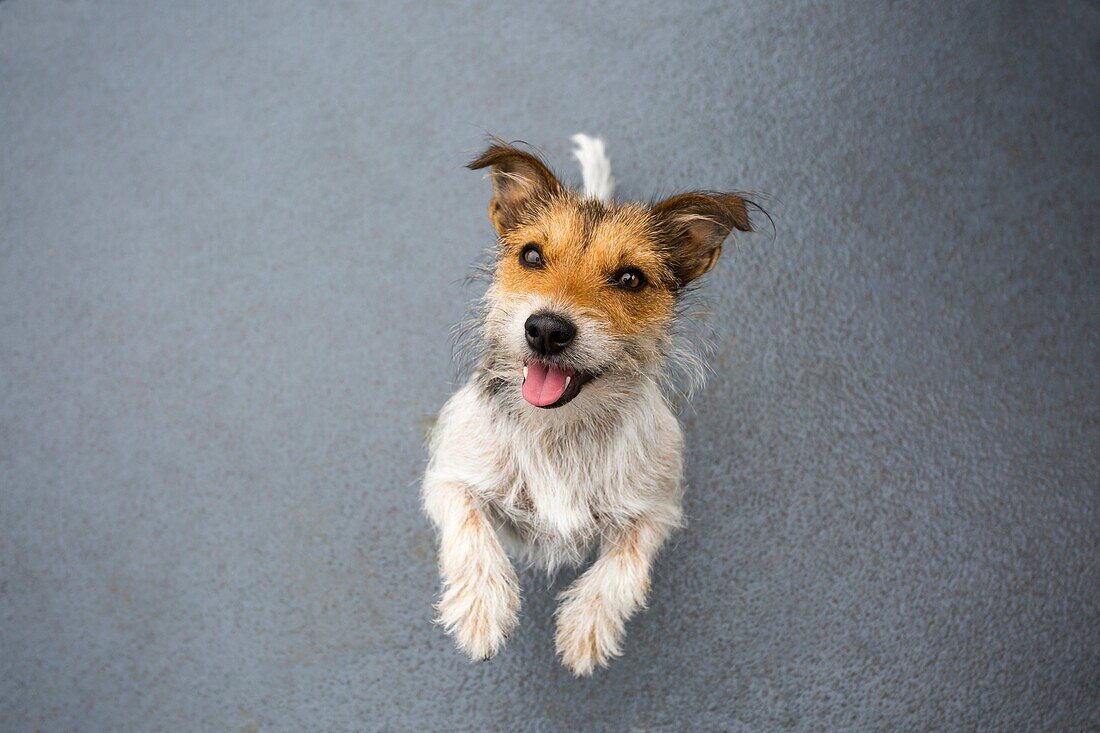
[571,133,615,203]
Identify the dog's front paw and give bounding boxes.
[554,589,625,676]
[436,568,520,661]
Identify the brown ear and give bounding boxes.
[652,192,752,285]
[467,142,564,234]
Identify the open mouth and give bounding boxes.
[521,361,595,408]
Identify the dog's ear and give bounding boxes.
[651,192,752,286]
[468,142,564,234]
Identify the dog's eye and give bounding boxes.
[520,244,543,269]
[612,268,646,291]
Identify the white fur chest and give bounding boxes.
[426,378,685,571]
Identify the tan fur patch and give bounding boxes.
[459,507,482,533]
[495,196,676,337]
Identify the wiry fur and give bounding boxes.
[571,133,615,202]
[423,135,755,675]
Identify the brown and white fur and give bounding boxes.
[422,135,754,676]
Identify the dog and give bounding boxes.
[422,134,755,675]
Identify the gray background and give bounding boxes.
[2,1,1098,731]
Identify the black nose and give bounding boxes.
[525,313,576,356]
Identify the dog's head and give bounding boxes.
[468,142,752,411]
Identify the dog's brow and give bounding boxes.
[578,201,604,252]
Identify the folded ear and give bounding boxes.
[651,192,752,286]
[468,142,564,234]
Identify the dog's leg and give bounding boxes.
[554,516,674,675]
[423,480,520,661]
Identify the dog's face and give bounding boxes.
[469,143,751,410]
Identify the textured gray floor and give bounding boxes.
[2,1,1098,731]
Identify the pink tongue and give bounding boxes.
[522,362,571,407]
